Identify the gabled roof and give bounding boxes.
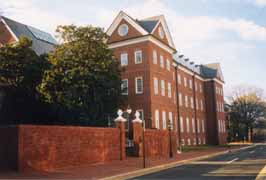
[0,16,57,55]
[106,11,175,49]
[200,63,224,81]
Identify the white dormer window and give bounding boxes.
[120,53,128,66]
[166,59,170,71]
[159,26,165,39]
[118,24,128,36]
[160,55,164,68]
[134,50,142,64]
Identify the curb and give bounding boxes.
[101,145,255,180]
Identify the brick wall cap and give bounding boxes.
[114,117,127,122]
[132,119,143,123]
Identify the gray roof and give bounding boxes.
[201,63,223,81]
[1,16,57,55]
[137,20,158,33]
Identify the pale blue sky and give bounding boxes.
[1,0,266,97]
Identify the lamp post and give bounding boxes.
[168,119,173,158]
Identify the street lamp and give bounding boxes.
[168,119,173,158]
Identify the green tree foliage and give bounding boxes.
[38,25,122,125]
[0,37,50,124]
[227,86,266,141]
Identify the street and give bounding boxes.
[129,144,266,180]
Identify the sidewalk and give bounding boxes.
[0,145,249,180]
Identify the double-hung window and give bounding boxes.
[121,79,128,95]
[134,50,142,64]
[180,117,184,132]
[135,77,143,94]
[120,53,128,66]
[155,110,160,129]
[186,117,190,133]
[154,77,159,95]
[167,82,172,98]
[160,55,164,68]
[161,80,165,96]
[162,111,166,129]
[166,59,170,71]
[153,50,157,64]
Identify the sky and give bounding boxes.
[1,0,266,98]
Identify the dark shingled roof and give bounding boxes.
[1,16,57,55]
[137,20,158,33]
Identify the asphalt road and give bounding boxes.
[129,144,266,180]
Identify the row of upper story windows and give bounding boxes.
[217,101,224,112]
[178,93,204,111]
[216,86,223,96]
[121,77,143,95]
[181,137,206,146]
[179,117,205,134]
[153,77,172,98]
[154,110,173,130]
[177,74,203,93]
[218,119,226,133]
[152,50,171,71]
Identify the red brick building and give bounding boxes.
[107,11,226,146]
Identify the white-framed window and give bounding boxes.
[189,79,193,89]
[169,112,173,129]
[202,120,205,133]
[179,93,183,106]
[137,109,144,121]
[161,80,165,96]
[185,95,188,107]
[154,77,159,95]
[191,97,194,109]
[200,100,204,111]
[134,50,142,64]
[186,117,190,133]
[184,77,187,87]
[167,82,172,98]
[162,111,166,129]
[160,55,164,68]
[155,110,160,129]
[166,59,170,71]
[187,138,191,145]
[180,117,184,133]
[195,82,197,91]
[120,53,128,66]
[178,74,182,85]
[197,119,200,133]
[135,77,143,94]
[192,118,195,133]
[121,79,128,95]
[200,84,203,93]
[196,99,199,110]
[153,50,157,64]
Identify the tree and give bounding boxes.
[228,86,266,141]
[38,25,122,126]
[0,37,50,124]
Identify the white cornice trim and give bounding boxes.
[106,11,149,37]
[195,74,204,81]
[108,35,176,54]
[177,65,194,76]
[1,18,19,42]
[204,78,224,85]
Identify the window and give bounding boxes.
[154,77,159,95]
[193,138,196,145]
[167,82,172,98]
[186,117,190,133]
[179,93,183,106]
[118,24,128,36]
[120,53,128,66]
[184,77,187,87]
[153,50,157,64]
[218,120,221,132]
[178,74,182,85]
[200,100,204,111]
[166,59,170,71]
[161,80,165,96]
[202,120,205,133]
[134,50,142,64]
[137,109,144,121]
[169,112,173,129]
[185,95,188,107]
[187,138,191,145]
[121,79,128,95]
[160,55,164,68]
[135,77,143,94]
[196,99,199,110]
[155,110,160,129]
[198,138,201,145]
[191,97,194,109]
[200,84,202,92]
[192,118,195,133]
[162,111,166,129]
[180,117,184,132]
[195,82,197,91]
[189,79,193,89]
[197,119,200,133]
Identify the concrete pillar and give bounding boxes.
[115,110,126,160]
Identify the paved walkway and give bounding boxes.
[0,146,246,180]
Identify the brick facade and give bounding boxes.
[107,11,227,146]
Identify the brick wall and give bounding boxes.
[0,125,121,172]
[144,129,177,158]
